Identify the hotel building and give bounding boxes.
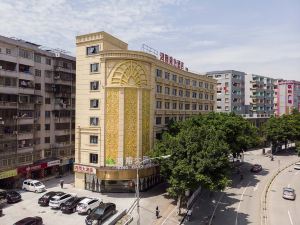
[75,31,216,192]
[0,35,75,188]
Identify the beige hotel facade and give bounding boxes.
[75,32,216,192]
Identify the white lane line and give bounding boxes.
[160,205,177,225]
[235,181,250,225]
[288,210,294,225]
[253,183,259,191]
[208,193,224,225]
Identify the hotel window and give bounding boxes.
[156,101,162,109]
[199,104,203,110]
[192,103,197,110]
[185,90,190,97]
[165,72,170,80]
[90,99,99,108]
[199,81,203,87]
[172,102,177,109]
[90,153,98,164]
[185,104,190,110]
[156,117,162,125]
[179,103,183,110]
[199,93,203,99]
[205,105,209,111]
[204,83,209,89]
[90,117,99,126]
[172,74,177,82]
[205,94,209,99]
[156,85,162,93]
[87,45,100,55]
[165,102,170,109]
[90,135,98,144]
[156,69,162,77]
[185,79,190,85]
[165,117,170,124]
[179,90,183,97]
[192,80,197,86]
[179,77,183,84]
[165,87,170,95]
[90,81,99,90]
[192,92,197,98]
[172,88,177,96]
[90,63,99,73]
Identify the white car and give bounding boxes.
[283,187,296,200]
[22,179,46,193]
[49,193,76,209]
[76,197,101,214]
[294,162,300,170]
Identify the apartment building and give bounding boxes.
[274,80,300,116]
[0,35,75,188]
[245,74,275,117]
[75,31,216,192]
[206,70,245,114]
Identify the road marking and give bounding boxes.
[235,181,250,225]
[208,193,224,225]
[253,183,259,191]
[288,210,294,225]
[160,205,177,225]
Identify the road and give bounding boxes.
[184,148,298,225]
[268,164,300,225]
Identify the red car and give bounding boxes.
[250,164,262,173]
[13,216,43,225]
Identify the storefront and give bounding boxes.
[0,169,18,189]
[60,158,74,175]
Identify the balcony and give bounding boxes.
[0,101,17,108]
[0,69,18,78]
[54,103,70,110]
[18,117,34,125]
[17,132,34,140]
[18,103,34,110]
[17,146,34,154]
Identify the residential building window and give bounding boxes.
[192,92,197,98]
[90,153,98,164]
[165,117,170,124]
[45,111,51,118]
[45,124,50,130]
[172,74,177,82]
[185,79,190,85]
[45,137,50,143]
[165,102,170,109]
[45,58,51,65]
[225,106,229,111]
[34,83,41,90]
[185,104,190,110]
[179,77,183,84]
[90,63,99,73]
[90,99,99,108]
[205,94,209,99]
[185,90,190,97]
[179,103,183,110]
[225,98,229,103]
[205,105,209,110]
[34,54,42,63]
[179,90,183,97]
[156,85,162,93]
[210,84,214,89]
[87,45,100,55]
[217,106,222,109]
[6,48,11,54]
[165,87,170,95]
[45,98,51,104]
[90,135,98,144]
[165,72,170,80]
[172,102,177,109]
[210,106,214,111]
[90,117,99,126]
[192,103,197,110]
[199,93,203,99]
[172,88,177,96]
[210,95,214,100]
[90,81,99,90]
[156,117,162,125]
[19,49,33,59]
[156,69,162,77]
[204,83,209,89]
[217,98,221,102]
[156,101,162,109]
[35,69,41,77]
[199,81,203,87]
[192,80,197,86]
[199,104,203,110]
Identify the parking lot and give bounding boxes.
[0,175,136,225]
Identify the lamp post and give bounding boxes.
[136,155,171,225]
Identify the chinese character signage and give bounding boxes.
[74,164,96,174]
[160,52,184,70]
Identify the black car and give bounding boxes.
[6,191,22,204]
[38,191,64,206]
[61,196,86,214]
[13,216,43,225]
[250,164,262,173]
[85,203,116,225]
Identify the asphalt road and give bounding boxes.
[268,163,300,225]
[184,148,298,225]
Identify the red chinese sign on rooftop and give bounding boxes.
[160,52,184,70]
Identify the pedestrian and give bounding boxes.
[60,179,64,189]
[155,206,160,219]
[187,208,193,221]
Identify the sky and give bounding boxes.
[0,0,299,80]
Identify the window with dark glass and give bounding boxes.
[90,153,98,163]
[156,117,162,125]
[87,45,100,55]
[90,117,99,126]
[90,99,99,108]
[90,63,99,73]
[90,81,99,90]
[90,135,98,144]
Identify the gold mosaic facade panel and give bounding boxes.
[142,90,150,156]
[105,89,119,165]
[124,88,138,158]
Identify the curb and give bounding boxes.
[260,159,300,225]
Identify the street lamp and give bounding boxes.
[136,154,171,225]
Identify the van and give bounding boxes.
[22,179,46,193]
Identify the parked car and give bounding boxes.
[49,193,76,209]
[13,216,43,225]
[61,196,86,214]
[283,187,296,200]
[77,197,101,215]
[294,162,300,170]
[85,203,116,225]
[250,164,262,173]
[6,191,22,204]
[38,191,64,206]
[22,179,46,193]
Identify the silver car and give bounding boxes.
[294,162,300,170]
[282,187,296,200]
